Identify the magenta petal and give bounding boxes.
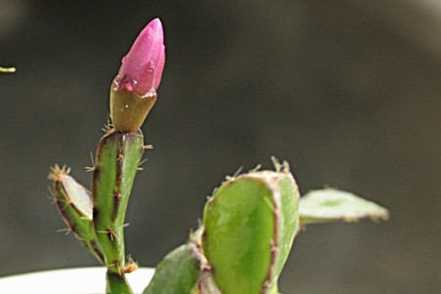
[153,45,166,89]
[115,18,166,96]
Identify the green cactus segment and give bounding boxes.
[299,188,389,225]
[144,244,203,294]
[93,130,144,273]
[203,176,274,294]
[48,166,103,263]
[106,271,133,294]
[202,170,300,294]
[273,174,300,279]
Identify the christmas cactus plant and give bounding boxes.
[48,17,389,294]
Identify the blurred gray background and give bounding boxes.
[0,0,439,293]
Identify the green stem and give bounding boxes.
[93,130,144,273]
[106,270,133,294]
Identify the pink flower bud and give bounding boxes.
[114,18,166,97]
[110,18,165,132]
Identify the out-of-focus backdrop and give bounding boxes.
[1,0,439,293]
